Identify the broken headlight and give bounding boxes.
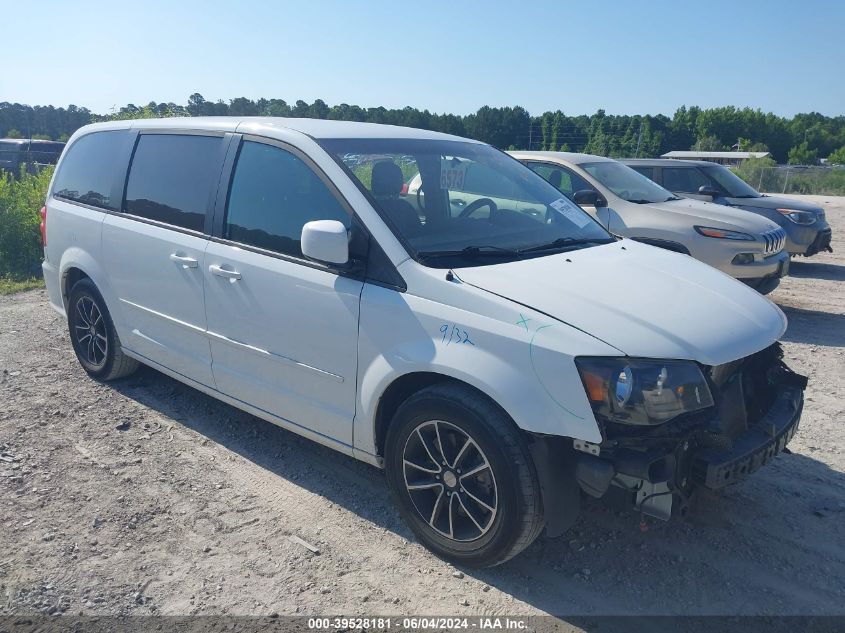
[575,358,714,426]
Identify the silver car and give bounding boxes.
[621,158,833,257]
[510,151,790,294]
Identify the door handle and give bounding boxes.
[209,264,241,281]
[169,253,198,268]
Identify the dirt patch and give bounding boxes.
[1,196,844,621]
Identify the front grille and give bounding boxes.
[761,227,786,256]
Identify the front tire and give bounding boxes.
[67,278,139,381]
[385,383,544,567]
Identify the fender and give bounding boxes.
[353,283,620,460]
[58,246,125,331]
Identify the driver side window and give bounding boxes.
[225,141,350,257]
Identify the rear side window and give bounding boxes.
[224,141,349,258]
[630,166,654,180]
[125,134,222,232]
[52,131,126,210]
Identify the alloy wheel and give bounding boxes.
[73,296,108,369]
[402,420,498,542]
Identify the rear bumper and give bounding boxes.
[42,260,66,317]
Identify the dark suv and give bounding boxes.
[0,139,65,176]
[622,159,833,257]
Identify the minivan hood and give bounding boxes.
[645,198,781,233]
[454,240,786,366]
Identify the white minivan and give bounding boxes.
[42,118,806,566]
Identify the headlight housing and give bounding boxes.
[694,226,754,240]
[776,208,817,225]
[576,358,714,426]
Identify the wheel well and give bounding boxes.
[374,372,450,457]
[373,372,530,459]
[62,267,89,305]
[374,373,575,538]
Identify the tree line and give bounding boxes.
[1,95,844,164]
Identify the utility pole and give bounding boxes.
[635,122,643,158]
[528,122,533,151]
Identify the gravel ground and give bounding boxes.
[1,195,843,623]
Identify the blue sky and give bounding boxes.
[4,0,844,117]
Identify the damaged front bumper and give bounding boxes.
[803,228,833,257]
[572,347,807,521]
[691,385,802,489]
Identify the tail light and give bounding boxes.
[40,206,47,247]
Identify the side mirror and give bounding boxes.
[573,189,606,207]
[697,185,721,198]
[301,220,349,265]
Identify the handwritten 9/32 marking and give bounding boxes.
[440,324,475,346]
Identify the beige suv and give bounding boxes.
[511,151,790,294]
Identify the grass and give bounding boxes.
[0,277,45,295]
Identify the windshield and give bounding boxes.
[581,161,677,204]
[702,164,761,198]
[320,138,613,267]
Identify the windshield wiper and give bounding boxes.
[417,245,522,261]
[664,196,683,201]
[626,198,656,204]
[518,236,615,254]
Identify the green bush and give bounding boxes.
[733,156,778,191]
[787,141,818,165]
[0,166,54,278]
[786,169,845,196]
[828,145,845,165]
[732,158,845,195]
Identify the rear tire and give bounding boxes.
[67,278,139,381]
[385,382,544,567]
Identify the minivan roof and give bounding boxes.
[75,117,479,143]
[507,150,615,165]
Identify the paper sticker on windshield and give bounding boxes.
[440,159,468,190]
[550,197,592,228]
